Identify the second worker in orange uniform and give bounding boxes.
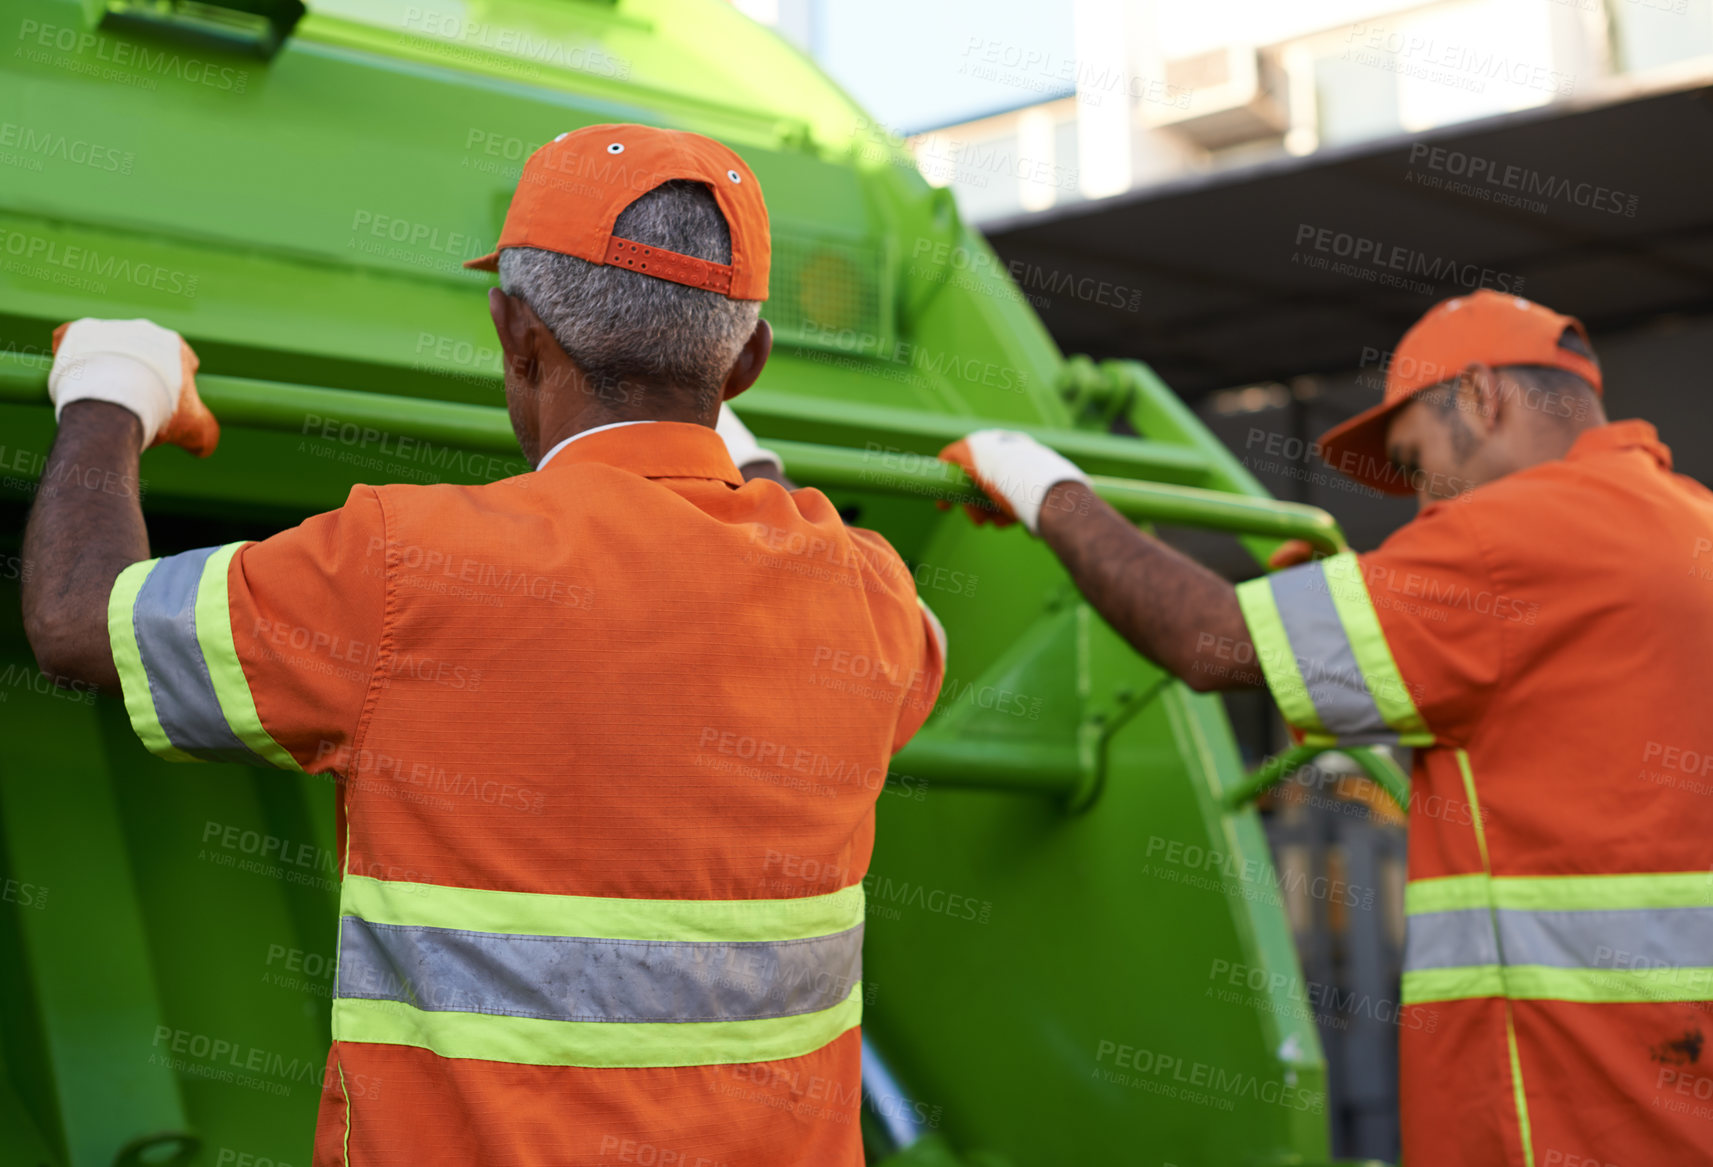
[940,290,1713,1167]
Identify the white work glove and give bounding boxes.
[48,318,219,456]
[715,401,782,474]
[937,429,1089,535]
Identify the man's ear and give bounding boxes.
[1464,362,1503,433]
[720,318,773,402]
[490,288,544,382]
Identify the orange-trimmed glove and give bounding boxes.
[1266,539,1317,569]
[937,429,1088,534]
[49,318,219,457]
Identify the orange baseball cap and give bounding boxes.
[464,123,770,301]
[1318,290,1602,494]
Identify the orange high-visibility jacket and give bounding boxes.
[107,422,946,1165]
[1239,421,1713,1164]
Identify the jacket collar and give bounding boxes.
[536,420,745,486]
[1567,420,1671,471]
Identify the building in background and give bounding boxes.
[741,0,1712,225]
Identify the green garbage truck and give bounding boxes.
[0,1,1396,1163]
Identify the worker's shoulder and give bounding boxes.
[771,484,909,568]
[842,521,907,563]
[1468,437,1697,520]
[839,521,912,580]
[1370,461,1568,564]
[842,524,929,627]
[1398,442,1700,569]
[362,471,545,514]
[343,474,564,546]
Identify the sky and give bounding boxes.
[808,0,1078,133]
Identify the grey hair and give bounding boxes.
[498,180,761,410]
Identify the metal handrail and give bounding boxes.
[0,354,1349,553]
[1,352,1355,799]
[1225,744,1411,813]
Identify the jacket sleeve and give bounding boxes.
[106,485,387,771]
[843,526,947,753]
[1234,502,1502,748]
[893,596,947,753]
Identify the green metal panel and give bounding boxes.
[0,1,1383,1163]
[0,667,194,1167]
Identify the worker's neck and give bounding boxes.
[533,368,714,456]
[1505,403,1608,472]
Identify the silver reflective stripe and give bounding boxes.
[1405,906,1713,971]
[337,917,864,1023]
[1498,907,1713,969]
[1268,564,1389,739]
[133,547,262,765]
[1405,909,1498,971]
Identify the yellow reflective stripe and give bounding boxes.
[1509,965,1713,1003]
[1408,872,1713,915]
[333,982,863,1069]
[1321,553,1431,742]
[1404,964,1713,1005]
[108,558,196,763]
[337,1062,352,1167]
[193,542,301,772]
[1235,576,1324,733]
[1493,872,1713,911]
[1505,1008,1537,1167]
[1456,749,1493,872]
[341,875,866,943]
[1402,965,1504,1004]
[1405,874,1491,914]
[1450,743,1536,1162]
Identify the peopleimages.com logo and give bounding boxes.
[1294,223,1524,296]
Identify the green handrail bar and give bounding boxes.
[731,390,1214,484]
[1225,744,1411,813]
[0,356,1210,483]
[0,356,1349,553]
[889,738,1082,798]
[771,441,1344,552]
[1109,357,1323,568]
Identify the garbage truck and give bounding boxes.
[0,1,1399,1163]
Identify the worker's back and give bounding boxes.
[1380,421,1713,1164]
[1422,420,1713,873]
[112,420,941,1166]
[330,423,934,904]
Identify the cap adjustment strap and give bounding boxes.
[603,236,734,295]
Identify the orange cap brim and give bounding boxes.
[464,252,500,272]
[1316,393,1419,496]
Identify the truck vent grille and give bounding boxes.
[763,229,892,355]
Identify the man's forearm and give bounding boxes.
[21,400,151,689]
[1036,481,1265,692]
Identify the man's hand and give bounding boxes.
[935,429,1265,693]
[937,429,1088,534]
[51,318,219,457]
[715,402,790,487]
[21,318,217,689]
